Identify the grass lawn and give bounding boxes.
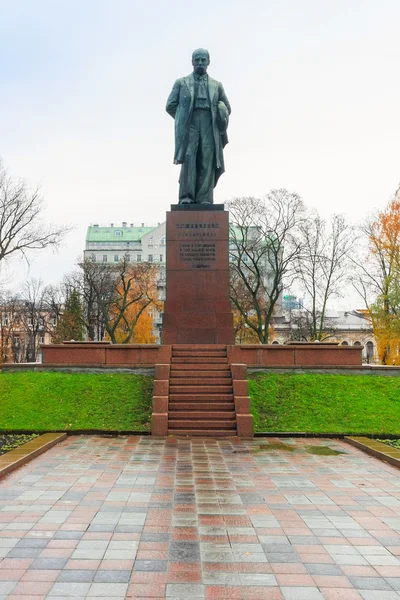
[0,372,153,432]
[250,372,400,434]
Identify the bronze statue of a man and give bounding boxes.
[166,48,231,205]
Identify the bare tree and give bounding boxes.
[294,213,354,340]
[81,257,160,343]
[0,160,71,267]
[228,190,305,344]
[19,279,48,362]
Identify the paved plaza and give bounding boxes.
[1,436,400,598]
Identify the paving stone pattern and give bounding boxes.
[1,436,400,598]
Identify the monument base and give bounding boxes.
[161,206,234,345]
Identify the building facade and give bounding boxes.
[272,309,377,363]
[84,222,166,341]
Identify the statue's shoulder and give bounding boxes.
[208,75,223,87]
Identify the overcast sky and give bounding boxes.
[1,0,399,301]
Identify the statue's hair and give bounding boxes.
[192,48,210,61]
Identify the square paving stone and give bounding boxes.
[7,547,43,558]
[31,558,68,570]
[282,587,324,599]
[94,570,131,583]
[53,531,84,540]
[48,581,91,596]
[306,564,344,576]
[57,570,96,582]
[133,560,168,571]
[15,538,49,548]
[359,592,400,599]
[87,582,128,596]
[166,583,205,597]
[349,576,393,590]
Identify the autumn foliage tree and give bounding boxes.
[83,257,161,344]
[352,189,400,364]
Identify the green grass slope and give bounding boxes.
[250,372,400,434]
[0,372,153,431]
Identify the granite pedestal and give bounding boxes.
[161,204,235,345]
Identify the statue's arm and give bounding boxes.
[219,83,231,115]
[166,79,181,118]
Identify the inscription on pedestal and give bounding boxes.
[179,242,216,269]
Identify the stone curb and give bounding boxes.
[0,433,67,478]
[345,436,400,468]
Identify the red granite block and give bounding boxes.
[233,380,249,396]
[105,345,140,364]
[236,414,254,437]
[235,396,251,414]
[230,364,247,379]
[151,413,168,436]
[152,396,168,413]
[154,364,170,379]
[154,380,169,396]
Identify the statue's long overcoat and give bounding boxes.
[166,73,231,185]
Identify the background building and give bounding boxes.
[272,309,376,363]
[84,222,166,340]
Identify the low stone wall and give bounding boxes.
[41,343,172,366]
[227,343,362,367]
[38,342,362,368]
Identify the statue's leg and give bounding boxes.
[179,123,199,204]
[195,110,215,204]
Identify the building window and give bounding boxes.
[148,254,153,262]
[39,335,45,344]
[114,254,119,262]
[2,315,8,326]
[354,341,361,346]
[272,341,279,345]
[160,236,166,245]
[103,255,107,262]
[115,230,122,236]
[341,341,348,346]
[160,254,163,262]
[91,254,96,262]
[137,255,141,262]
[125,254,130,262]
[148,237,153,246]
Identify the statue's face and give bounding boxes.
[192,51,210,75]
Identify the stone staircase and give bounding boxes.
[168,345,237,436]
[151,345,254,437]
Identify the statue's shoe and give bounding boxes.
[179,197,193,204]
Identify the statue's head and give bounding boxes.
[192,48,210,75]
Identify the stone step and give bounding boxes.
[169,394,234,402]
[169,377,232,386]
[169,385,233,394]
[172,344,227,350]
[170,370,231,379]
[169,403,235,411]
[170,363,231,371]
[168,420,237,430]
[172,351,227,357]
[171,357,228,364]
[169,411,235,420]
[168,430,237,437]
